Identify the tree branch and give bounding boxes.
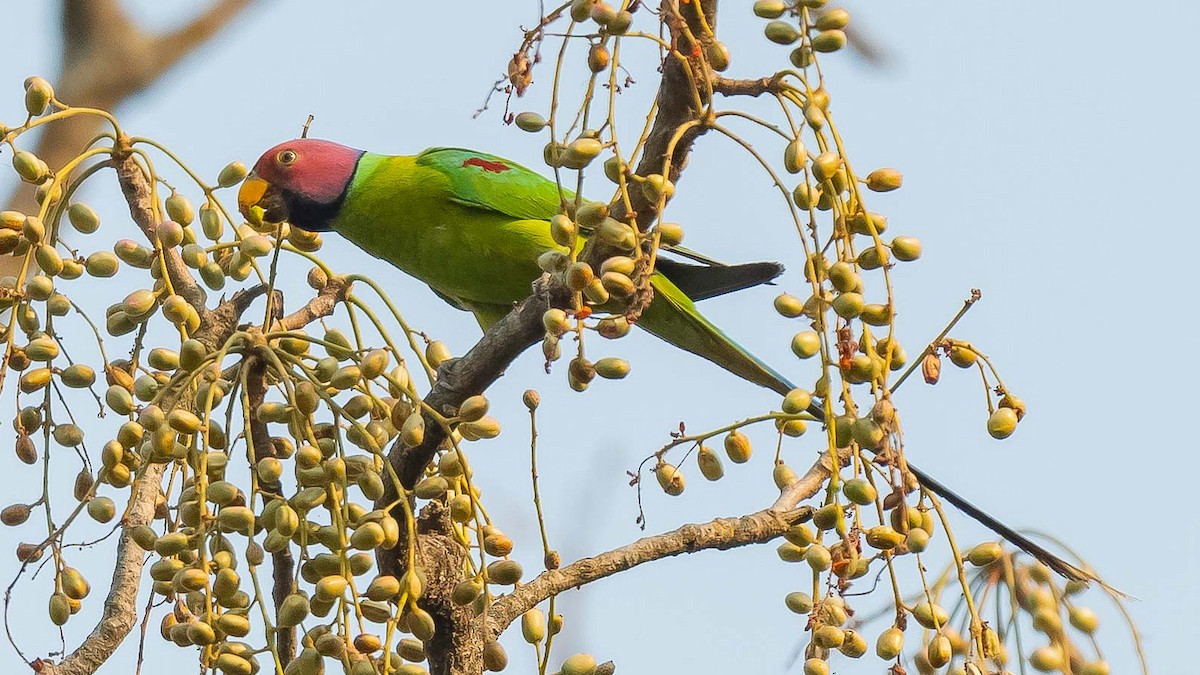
[111,143,210,318]
[485,505,813,638]
[274,275,352,332]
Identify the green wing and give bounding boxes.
[416,147,571,221]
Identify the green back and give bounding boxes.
[330,146,793,396]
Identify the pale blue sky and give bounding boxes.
[0,2,1194,673]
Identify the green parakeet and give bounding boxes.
[238,139,799,396]
[236,138,1096,585]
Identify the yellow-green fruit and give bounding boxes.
[863,167,903,193]
[401,412,425,447]
[25,335,60,361]
[641,174,674,202]
[765,20,800,44]
[802,658,829,675]
[549,214,576,247]
[1030,644,1064,672]
[812,503,843,531]
[488,560,524,585]
[426,340,452,368]
[875,626,904,659]
[815,8,850,30]
[947,344,976,368]
[217,161,248,188]
[783,138,806,174]
[768,458,796,485]
[831,292,863,319]
[811,29,846,52]
[905,527,930,553]
[61,364,96,388]
[165,192,195,225]
[841,478,877,505]
[753,0,786,18]
[811,151,841,182]
[813,625,844,649]
[566,137,603,168]
[35,244,63,276]
[656,222,684,247]
[365,575,400,601]
[12,152,47,183]
[777,542,806,562]
[18,367,50,394]
[515,112,546,132]
[966,541,1003,566]
[53,424,83,447]
[278,593,310,627]
[654,462,685,496]
[49,592,70,626]
[857,245,889,270]
[409,605,437,641]
[315,574,347,601]
[457,395,489,423]
[784,591,812,614]
[791,331,821,358]
[987,408,1019,439]
[705,40,731,70]
[850,417,884,449]
[774,293,805,318]
[696,444,724,481]
[594,357,630,379]
[87,496,116,523]
[723,429,752,463]
[452,578,484,606]
[1078,662,1110,675]
[522,608,547,644]
[200,203,223,240]
[482,640,507,672]
[561,653,597,675]
[215,653,253,675]
[927,634,952,668]
[784,523,814,547]
[218,506,255,533]
[804,544,832,571]
[60,566,90,599]
[24,77,54,116]
[839,629,868,658]
[1069,606,1100,634]
[911,601,949,630]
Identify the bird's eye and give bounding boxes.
[276,150,298,166]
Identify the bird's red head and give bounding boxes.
[238,138,364,231]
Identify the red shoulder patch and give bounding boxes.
[462,157,510,173]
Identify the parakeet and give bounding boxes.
[237,138,1096,585]
[237,139,798,397]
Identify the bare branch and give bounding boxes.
[244,355,295,664]
[274,275,352,332]
[111,144,210,318]
[712,75,784,98]
[485,505,814,638]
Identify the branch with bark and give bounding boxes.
[484,460,825,642]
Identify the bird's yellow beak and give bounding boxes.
[237,174,269,218]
